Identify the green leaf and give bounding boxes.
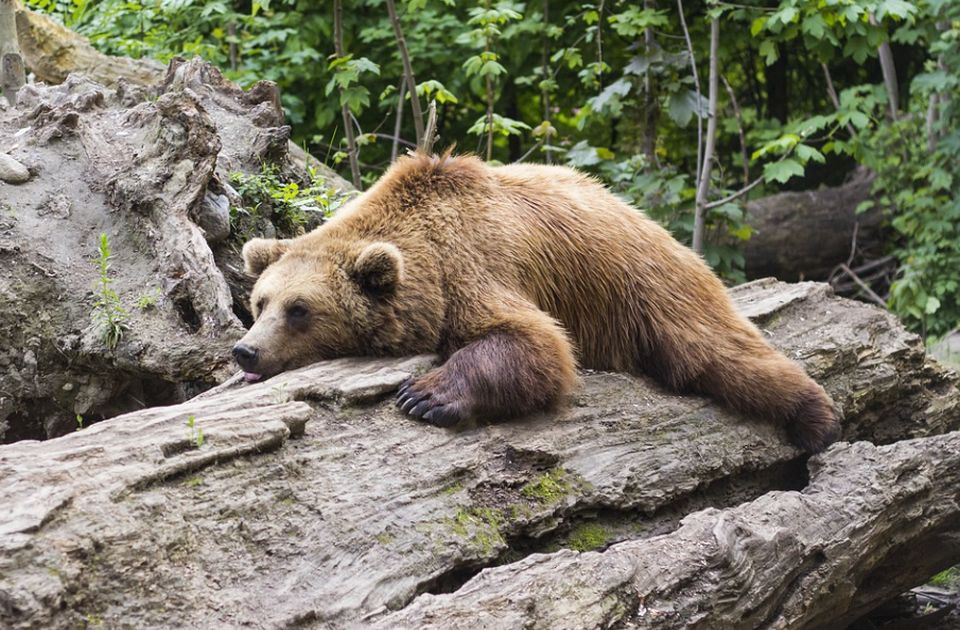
[925,296,941,315]
[759,40,779,66]
[763,158,805,184]
[666,89,707,127]
[795,144,826,164]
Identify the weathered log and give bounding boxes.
[380,432,960,629]
[0,58,345,441]
[1,280,957,628]
[742,168,882,282]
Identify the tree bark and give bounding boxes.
[692,18,718,254]
[2,279,958,628]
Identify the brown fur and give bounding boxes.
[237,151,840,452]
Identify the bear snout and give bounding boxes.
[232,343,260,371]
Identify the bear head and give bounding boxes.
[233,236,406,382]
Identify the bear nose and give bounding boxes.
[232,343,259,370]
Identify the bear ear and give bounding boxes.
[242,238,290,276]
[351,242,404,295]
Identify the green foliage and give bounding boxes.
[91,233,128,350]
[229,164,354,240]
[929,565,960,588]
[186,414,205,448]
[135,287,161,310]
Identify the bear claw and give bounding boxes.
[396,376,465,428]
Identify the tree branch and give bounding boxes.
[386,0,424,145]
[676,0,703,228]
[334,0,362,190]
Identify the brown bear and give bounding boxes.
[235,151,840,452]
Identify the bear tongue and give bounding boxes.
[243,372,263,383]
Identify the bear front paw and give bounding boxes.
[396,375,467,428]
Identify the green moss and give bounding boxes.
[520,468,573,504]
[183,477,203,488]
[446,507,505,555]
[930,566,960,588]
[567,523,609,552]
[441,481,464,495]
[376,532,395,545]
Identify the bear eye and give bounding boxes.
[287,304,309,319]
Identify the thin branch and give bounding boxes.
[514,139,545,164]
[836,263,887,307]
[642,0,659,168]
[391,79,405,162]
[720,73,748,189]
[676,0,703,213]
[821,62,857,137]
[703,175,763,210]
[386,0,424,145]
[541,0,553,164]
[596,0,605,89]
[334,0,362,190]
[692,17,719,255]
[421,100,438,155]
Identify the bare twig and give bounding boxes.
[227,23,238,71]
[642,0,659,168]
[596,0,605,89]
[391,79,405,162]
[541,0,553,164]
[703,175,763,210]
[421,100,438,155]
[333,0,362,190]
[676,0,703,219]
[692,17,719,254]
[821,63,857,137]
[720,73,748,189]
[837,264,887,307]
[515,139,545,163]
[386,0,424,145]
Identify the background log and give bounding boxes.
[1,280,957,628]
[742,168,882,282]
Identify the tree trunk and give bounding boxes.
[0,0,25,105]
[2,279,958,628]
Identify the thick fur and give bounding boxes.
[238,151,840,452]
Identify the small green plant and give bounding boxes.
[91,233,128,349]
[184,476,204,488]
[135,287,162,310]
[186,415,205,448]
[75,414,84,431]
[229,164,354,241]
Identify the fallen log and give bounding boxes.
[1,279,957,628]
[742,168,883,282]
